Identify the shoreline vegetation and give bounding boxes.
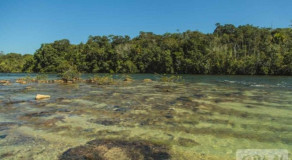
[1,23,292,75]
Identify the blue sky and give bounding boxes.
[0,0,291,54]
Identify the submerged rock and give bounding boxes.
[25,86,32,90]
[1,82,11,86]
[53,80,65,83]
[23,111,53,118]
[37,80,49,83]
[36,94,51,100]
[0,122,19,131]
[0,152,14,159]
[0,134,7,139]
[177,137,200,147]
[154,85,174,92]
[124,78,133,82]
[60,139,170,160]
[7,135,42,146]
[89,118,121,126]
[193,94,206,99]
[113,105,129,112]
[176,96,192,102]
[245,105,256,108]
[143,79,152,82]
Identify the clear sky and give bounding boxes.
[0,0,291,54]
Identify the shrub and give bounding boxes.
[16,75,34,84]
[36,74,48,81]
[24,75,34,82]
[59,66,81,82]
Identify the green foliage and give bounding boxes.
[89,74,116,85]
[158,74,183,83]
[59,66,81,82]
[36,74,48,81]
[118,74,133,82]
[17,75,34,83]
[1,24,292,75]
[0,53,33,73]
[22,55,35,73]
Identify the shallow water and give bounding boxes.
[0,74,291,160]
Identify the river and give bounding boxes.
[0,73,291,159]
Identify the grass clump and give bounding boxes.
[16,75,34,84]
[36,74,48,81]
[119,74,133,82]
[157,74,183,83]
[88,74,116,85]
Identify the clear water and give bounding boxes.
[0,73,291,159]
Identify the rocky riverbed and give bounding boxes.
[0,75,291,160]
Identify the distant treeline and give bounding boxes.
[0,53,32,73]
[1,23,292,75]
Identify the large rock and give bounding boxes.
[0,80,9,83]
[36,94,51,100]
[16,80,27,84]
[0,80,11,86]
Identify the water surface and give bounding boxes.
[0,74,291,159]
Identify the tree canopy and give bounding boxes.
[0,53,33,73]
[1,24,292,75]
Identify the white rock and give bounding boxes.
[36,94,51,100]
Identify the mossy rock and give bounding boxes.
[60,139,170,160]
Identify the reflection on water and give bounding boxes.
[0,74,291,160]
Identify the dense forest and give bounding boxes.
[0,52,33,73]
[1,23,292,75]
